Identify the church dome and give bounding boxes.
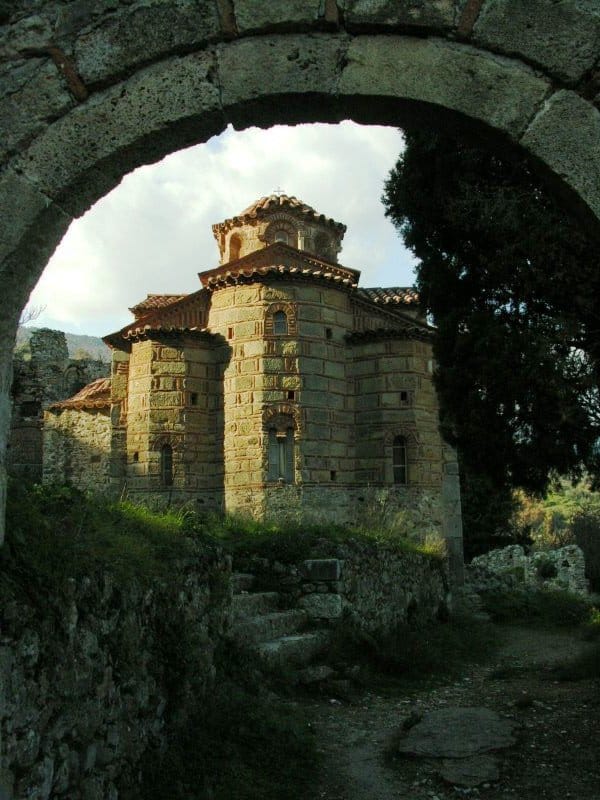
[212,193,346,265]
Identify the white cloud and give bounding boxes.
[26,122,416,336]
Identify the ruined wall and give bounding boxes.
[467,544,588,596]
[43,407,112,493]
[9,329,109,482]
[0,547,231,800]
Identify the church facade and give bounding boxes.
[44,195,462,561]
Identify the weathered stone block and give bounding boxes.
[299,593,343,619]
[473,0,600,85]
[520,90,600,226]
[218,34,348,127]
[343,0,456,31]
[234,0,323,34]
[339,36,551,139]
[75,0,221,86]
[302,559,342,581]
[0,59,74,164]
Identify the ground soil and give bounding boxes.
[307,625,600,800]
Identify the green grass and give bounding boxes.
[3,480,215,593]
[190,509,443,564]
[4,480,443,598]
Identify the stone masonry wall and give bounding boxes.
[238,538,449,636]
[43,407,112,493]
[0,547,231,800]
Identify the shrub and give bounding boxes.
[480,587,591,626]
[327,612,496,683]
[141,681,317,800]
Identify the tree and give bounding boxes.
[382,130,600,555]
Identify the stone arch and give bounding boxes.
[264,302,298,337]
[264,217,300,248]
[2,5,600,539]
[263,404,303,436]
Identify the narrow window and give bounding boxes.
[273,310,288,335]
[325,328,333,340]
[287,390,295,401]
[229,234,242,261]
[160,444,173,487]
[133,451,139,463]
[393,436,408,485]
[330,470,337,482]
[228,327,234,340]
[268,426,294,482]
[399,390,410,406]
[190,392,199,406]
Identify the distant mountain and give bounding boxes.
[15,327,111,361]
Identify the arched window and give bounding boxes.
[267,426,295,483]
[229,234,242,261]
[273,310,288,335]
[393,436,408,485]
[160,444,173,486]
[274,229,289,245]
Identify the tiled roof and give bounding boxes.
[356,287,420,306]
[120,326,215,342]
[129,294,188,316]
[200,242,360,289]
[213,194,345,235]
[49,377,111,410]
[105,289,211,349]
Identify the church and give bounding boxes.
[44,194,462,554]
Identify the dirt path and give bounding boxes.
[307,626,600,800]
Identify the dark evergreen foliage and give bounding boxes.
[382,130,600,553]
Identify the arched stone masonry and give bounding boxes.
[2,1,600,542]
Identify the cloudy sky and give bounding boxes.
[26,121,417,337]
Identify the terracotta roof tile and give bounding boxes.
[49,377,111,411]
[357,287,420,306]
[129,294,188,316]
[199,242,360,288]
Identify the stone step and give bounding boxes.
[232,591,281,621]
[254,630,331,669]
[232,572,256,593]
[231,610,308,646]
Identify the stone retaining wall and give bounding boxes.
[0,548,231,800]
[238,537,449,635]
